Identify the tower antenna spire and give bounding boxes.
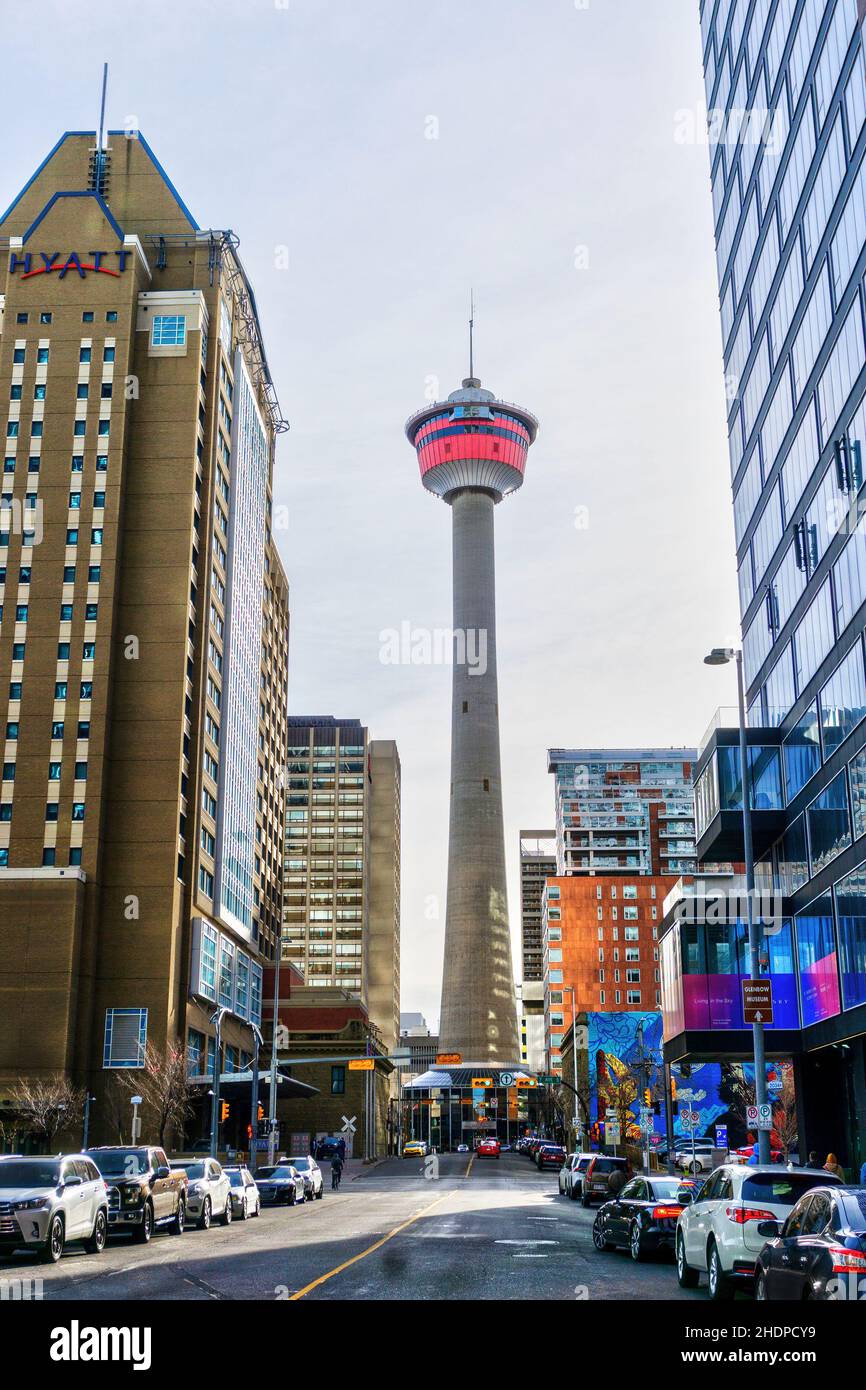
[97,62,109,152]
[469,289,475,380]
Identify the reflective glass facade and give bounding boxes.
[699,0,866,1033]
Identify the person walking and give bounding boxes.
[823,1152,846,1180]
[331,1153,344,1190]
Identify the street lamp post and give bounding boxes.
[267,945,283,1167]
[249,1023,263,1174]
[567,987,581,1150]
[704,646,771,1164]
[209,1006,229,1159]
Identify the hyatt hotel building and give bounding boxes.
[0,131,289,1142]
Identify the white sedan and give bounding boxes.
[676,1163,843,1299]
[223,1166,261,1219]
[170,1159,232,1230]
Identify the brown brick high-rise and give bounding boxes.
[0,131,289,1145]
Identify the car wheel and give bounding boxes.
[40,1214,65,1264]
[132,1202,153,1245]
[239,1196,248,1220]
[755,1269,768,1301]
[169,1200,185,1235]
[676,1232,699,1289]
[592,1215,613,1252]
[569,1183,580,1201]
[221,1196,232,1226]
[581,1193,591,1208]
[85,1209,108,1255]
[689,1160,702,1176]
[316,1185,323,1200]
[254,1198,260,1217]
[707,1241,733,1301]
[199,1197,211,1231]
[288,1189,296,1206]
[629,1220,647,1262]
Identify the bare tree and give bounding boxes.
[101,1073,132,1144]
[114,1042,194,1148]
[10,1075,85,1149]
[771,1066,798,1160]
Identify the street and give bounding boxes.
[2,1155,709,1302]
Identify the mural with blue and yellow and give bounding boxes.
[587,1011,792,1149]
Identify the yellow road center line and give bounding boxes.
[289,1156,476,1301]
[289,1191,451,1300]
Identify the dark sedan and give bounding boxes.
[755,1185,866,1301]
[592,1175,692,1261]
[254,1164,306,1207]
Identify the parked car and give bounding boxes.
[676,1164,843,1300]
[0,1154,108,1263]
[592,1176,693,1261]
[223,1166,261,1220]
[674,1140,722,1174]
[559,1152,595,1200]
[754,1185,866,1301]
[537,1144,566,1171]
[282,1155,324,1199]
[87,1146,186,1242]
[581,1154,633,1207]
[403,1140,428,1158]
[255,1164,306,1206]
[477,1138,501,1159]
[170,1158,232,1230]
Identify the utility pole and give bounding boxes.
[249,1024,263,1173]
[267,948,283,1166]
[209,1007,228,1159]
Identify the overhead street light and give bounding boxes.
[703,645,771,1164]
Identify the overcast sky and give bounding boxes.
[3,0,741,1032]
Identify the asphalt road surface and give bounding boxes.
[1,1154,712,1302]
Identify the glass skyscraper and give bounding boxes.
[689,0,866,1167]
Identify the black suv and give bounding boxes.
[87,1146,187,1242]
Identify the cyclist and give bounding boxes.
[331,1153,344,1190]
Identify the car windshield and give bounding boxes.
[226,1171,244,1186]
[742,1173,839,1207]
[89,1150,149,1177]
[257,1166,293,1180]
[592,1159,623,1173]
[288,1158,310,1170]
[184,1163,206,1180]
[0,1159,62,1187]
[841,1191,866,1229]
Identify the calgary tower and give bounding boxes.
[405,325,539,1064]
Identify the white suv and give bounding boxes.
[0,1154,109,1263]
[170,1158,232,1230]
[558,1153,595,1200]
[676,1164,842,1299]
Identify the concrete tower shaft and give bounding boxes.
[406,373,538,1065]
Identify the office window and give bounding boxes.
[796,894,841,1027]
[41,848,55,866]
[807,771,851,875]
[784,703,822,800]
[331,1065,346,1095]
[834,864,866,1010]
[103,1007,147,1068]
[820,643,866,758]
[152,315,186,348]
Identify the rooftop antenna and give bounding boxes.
[469,289,475,380]
[97,62,108,152]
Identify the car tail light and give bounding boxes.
[652,1205,683,1220]
[829,1246,866,1273]
[725,1206,776,1224]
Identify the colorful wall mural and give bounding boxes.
[587,1011,794,1151]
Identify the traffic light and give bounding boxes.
[670,1076,678,1116]
[220,1101,230,1122]
[644,1088,651,1108]
[246,1124,252,1140]
[257,1104,264,1121]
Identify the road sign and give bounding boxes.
[742,978,774,1025]
[715,1124,728,1148]
[499,1071,516,1087]
[606,1121,621,1145]
[472,1077,493,1087]
[349,1058,374,1071]
[605,1108,617,1121]
[746,1104,759,1128]
[757,1102,773,1132]
[436,1053,462,1065]
[682,1110,701,1130]
[341,1115,357,1135]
